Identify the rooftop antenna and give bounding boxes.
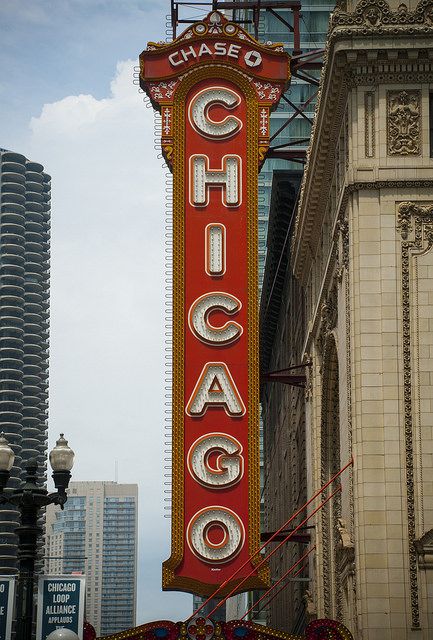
[115,459,118,483]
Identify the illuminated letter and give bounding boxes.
[205,223,225,276]
[187,433,244,488]
[187,506,245,563]
[181,46,197,62]
[188,292,242,346]
[168,51,182,67]
[190,155,241,207]
[214,42,227,56]
[189,87,242,139]
[227,44,241,59]
[198,43,212,57]
[186,362,245,417]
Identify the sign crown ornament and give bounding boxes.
[140,11,290,167]
[140,11,290,597]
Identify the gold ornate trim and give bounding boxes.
[162,64,269,595]
[146,11,285,56]
[142,11,290,88]
[100,618,354,640]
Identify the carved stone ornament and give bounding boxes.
[364,91,375,158]
[336,216,350,282]
[426,3,433,22]
[336,543,355,575]
[387,90,421,156]
[303,352,313,399]
[317,286,338,355]
[415,529,433,569]
[363,5,383,25]
[396,201,433,629]
[304,590,318,622]
[330,0,433,32]
[337,519,353,548]
[292,0,433,282]
[336,520,355,586]
[397,201,433,246]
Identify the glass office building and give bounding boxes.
[45,481,138,636]
[229,2,333,286]
[257,3,333,286]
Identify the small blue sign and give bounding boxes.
[36,576,85,640]
[0,577,14,640]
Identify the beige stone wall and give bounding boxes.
[328,183,432,639]
[304,151,433,638]
[289,2,433,637]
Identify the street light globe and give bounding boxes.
[46,630,80,640]
[49,434,75,472]
[0,433,14,472]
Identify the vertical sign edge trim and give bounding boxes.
[161,63,269,596]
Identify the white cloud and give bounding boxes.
[28,59,191,623]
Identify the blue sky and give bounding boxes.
[1,1,167,146]
[0,0,193,626]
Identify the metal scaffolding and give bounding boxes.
[168,0,324,164]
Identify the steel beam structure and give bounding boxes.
[168,0,324,164]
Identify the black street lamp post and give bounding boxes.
[0,433,75,640]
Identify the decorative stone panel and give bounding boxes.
[397,201,433,628]
[387,90,421,156]
[364,91,375,158]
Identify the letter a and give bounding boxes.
[186,363,245,417]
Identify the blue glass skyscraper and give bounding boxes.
[253,3,334,286]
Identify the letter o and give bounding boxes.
[187,506,245,564]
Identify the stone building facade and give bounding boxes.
[261,0,433,638]
[260,170,307,632]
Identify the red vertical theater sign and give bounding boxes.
[140,12,290,597]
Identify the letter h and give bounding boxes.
[190,155,241,207]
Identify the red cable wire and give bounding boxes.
[190,458,352,620]
[292,561,308,579]
[253,560,311,620]
[207,484,342,618]
[240,545,315,620]
[255,557,310,618]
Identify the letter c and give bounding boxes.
[168,51,183,67]
[188,87,242,139]
[188,292,242,345]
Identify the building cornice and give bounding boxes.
[291,0,433,282]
